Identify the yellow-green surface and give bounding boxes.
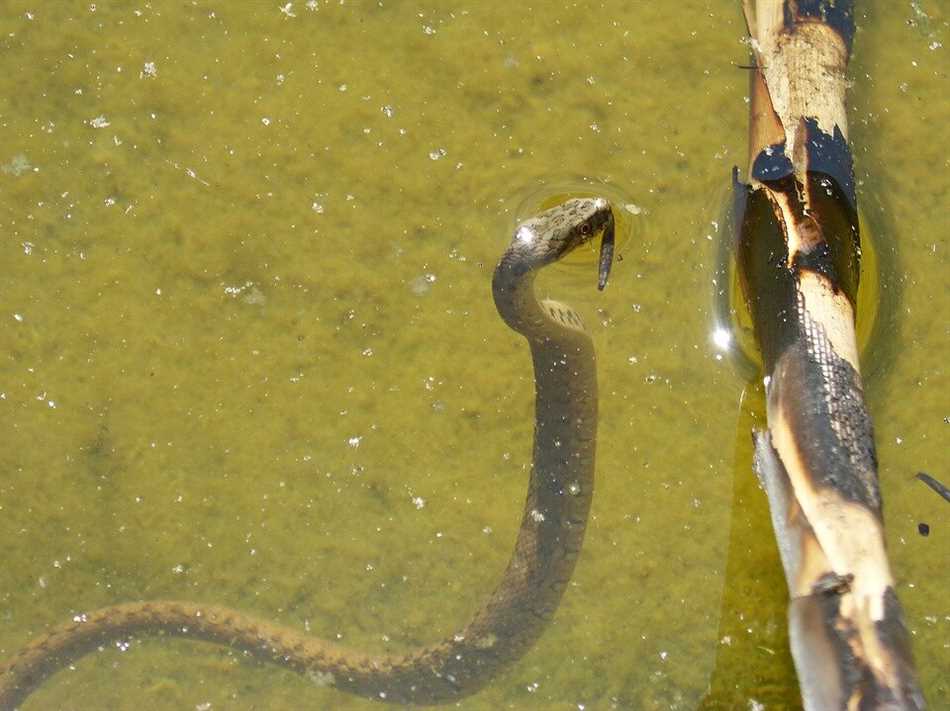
[0,2,946,709]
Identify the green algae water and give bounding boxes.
[0,2,946,709]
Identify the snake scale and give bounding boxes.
[0,197,615,708]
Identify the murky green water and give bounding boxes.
[0,2,946,709]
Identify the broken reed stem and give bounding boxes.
[736,1,925,708]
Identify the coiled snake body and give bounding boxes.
[0,197,615,708]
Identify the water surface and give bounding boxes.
[0,2,946,709]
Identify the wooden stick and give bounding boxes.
[736,2,926,708]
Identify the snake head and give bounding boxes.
[512,197,615,290]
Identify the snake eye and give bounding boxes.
[580,224,592,235]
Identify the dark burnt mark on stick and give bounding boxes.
[876,588,928,709]
[800,118,856,210]
[790,585,925,710]
[783,0,855,53]
[738,119,862,331]
[812,572,853,597]
[770,305,881,513]
[751,140,794,183]
[794,175,860,307]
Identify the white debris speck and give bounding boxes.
[409,273,437,295]
[361,347,373,357]
[306,0,318,10]
[311,201,324,214]
[422,25,436,35]
[586,75,596,85]
[13,313,24,323]
[526,682,540,693]
[381,105,394,117]
[482,526,492,535]
[141,61,157,78]
[1,154,32,176]
[224,282,249,296]
[347,436,362,448]
[659,650,668,661]
[589,122,600,133]
[261,117,271,126]
[338,83,347,92]
[624,203,643,215]
[22,242,34,255]
[529,509,545,523]
[307,670,334,686]
[279,3,296,18]
[412,496,426,509]
[748,700,765,711]
[627,355,639,364]
[89,115,110,128]
[428,148,447,160]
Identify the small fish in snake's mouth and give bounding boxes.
[597,216,615,291]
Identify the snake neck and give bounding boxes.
[492,248,598,510]
[492,254,589,344]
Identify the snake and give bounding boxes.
[0,197,616,709]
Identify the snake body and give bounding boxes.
[0,197,615,708]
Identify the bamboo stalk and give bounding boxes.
[735,1,926,708]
